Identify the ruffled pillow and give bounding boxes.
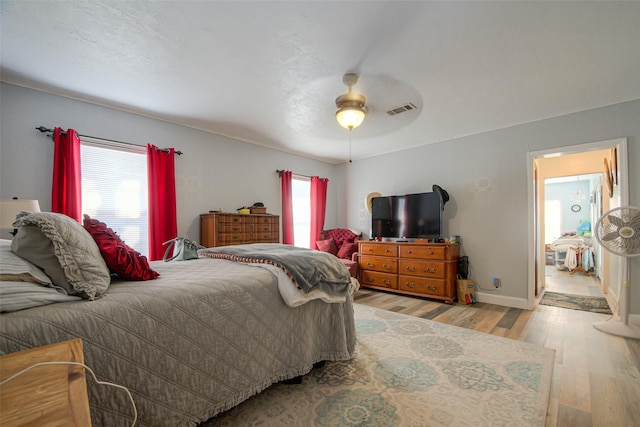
[316,238,338,256]
[83,215,159,281]
[12,212,111,300]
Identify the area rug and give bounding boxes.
[539,291,613,314]
[208,304,555,426]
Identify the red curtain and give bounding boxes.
[280,170,294,245]
[310,176,328,249]
[147,144,177,261]
[52,128,82,222]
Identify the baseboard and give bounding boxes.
[630,314,640,327]
[476,291,530,310]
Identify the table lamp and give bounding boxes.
[0,198,41,236]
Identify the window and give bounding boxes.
[291,176,311,248]
[81,141,149,256]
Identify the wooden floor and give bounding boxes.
[354,288,640,427]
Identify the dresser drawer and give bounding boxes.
[219,215,251,225]
[399,245,445,260]
[256,216,277,225]
[359,256,398,274]
[254,224,274,233]
[218,233,252,245]
[255,231,278,241]
[359,243,398,257]
[219,224,248,233]
[399,260,445,279]
[360,270,397,289]
[398,276,446,296]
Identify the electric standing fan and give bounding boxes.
[593,206,640,339]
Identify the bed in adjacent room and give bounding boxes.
[0,212,357,427]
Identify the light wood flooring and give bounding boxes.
[354,287,640,427]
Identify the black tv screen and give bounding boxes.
[371,192,442,239]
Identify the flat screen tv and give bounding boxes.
[371,191,442,240]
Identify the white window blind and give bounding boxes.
[80,143,149,256]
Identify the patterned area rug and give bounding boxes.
[208,304,555,426]
[539,291,613,314]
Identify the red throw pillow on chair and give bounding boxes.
[83,214,159,280]
[337,242,358,259]
[316,238,338,256]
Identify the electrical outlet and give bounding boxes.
[493,276,501,289]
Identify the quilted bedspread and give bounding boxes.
[0,258,357,426]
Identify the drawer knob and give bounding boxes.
[368,248,373,252]
[367,277,375,282]
[406,266,415,272]
[383,279,391,285]
[406,282,415,288]
[408,250,413,254]
[424,268,437,273]
[429,251,434,255]
[367,263,374,267]
[383,264,391,269]
[385,249,390,252]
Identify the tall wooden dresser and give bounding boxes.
[358,241,460,304]
[200,212,279,247]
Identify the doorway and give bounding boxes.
[526,138,629,311]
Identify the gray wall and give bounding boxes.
[340,99,640,313]
[0,83,340,241]
[2,83,639,317]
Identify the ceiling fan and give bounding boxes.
[335,73,367,131]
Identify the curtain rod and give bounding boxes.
[36,126,183,155]
[276,170,328,181]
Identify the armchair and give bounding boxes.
[317,228,361,277]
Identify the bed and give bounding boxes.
[0,213,357,426]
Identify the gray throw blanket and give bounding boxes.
[199,244,351,296]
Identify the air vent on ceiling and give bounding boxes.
[386,102,417,116]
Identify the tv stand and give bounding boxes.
[358,241,460,304]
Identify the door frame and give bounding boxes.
[526,138,629,310]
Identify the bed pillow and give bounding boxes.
[11,212,111,300]
[316,238,338,256]
[0,239,52,285]
[83,214,159,281]
[337,241,358,260]
[0,280,82,313]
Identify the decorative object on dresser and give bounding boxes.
[200,212,279,247]
[358,241,460,304]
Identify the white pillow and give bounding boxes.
[0,239,52,285]
[11,212,111,300]
[0,280,81,313]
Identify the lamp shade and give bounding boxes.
[0,199,41,229]
[336,106,366,130]
[335,93,367,130]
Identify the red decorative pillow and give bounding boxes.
[82,214,159,281]
[337,242,358,260]
[316,238,338,256]
[324,228,358,248]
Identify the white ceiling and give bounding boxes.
[2,1,639,164]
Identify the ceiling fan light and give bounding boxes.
[336,105,366,130]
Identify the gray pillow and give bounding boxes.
[11,212,111,300]
[0,239,52,285]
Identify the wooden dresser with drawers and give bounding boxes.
[200,212,279,247]
[358,241,460,304]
